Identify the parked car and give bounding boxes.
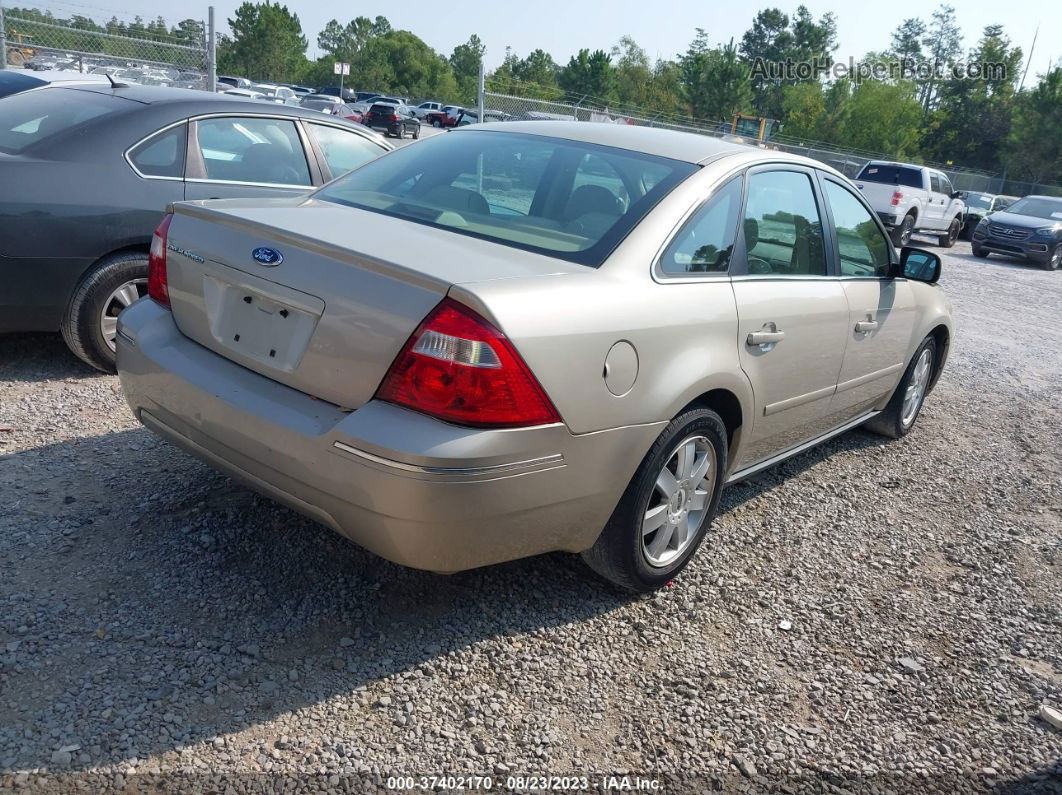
[217,75,252,90]
[970,195,1062,270]
[0,68,108,98]
[363,103,420,138]
[0,84,391,371]
[251,84,299,105]
[319,86,358,101]
[300,93,342,108]
[302,97,364,123]
[455,108,512,126]
[115,122,951,592]
[412,100,443,119]
[958,192,1018,239]
[426,106,463,127]
[854,161,966,247]
[351,95,403,114]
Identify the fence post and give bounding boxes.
[477,59,485,123]
[0,0,8,71]
[206,6,216,92]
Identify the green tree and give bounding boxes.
[558,49,615,103]
[889,17,926,72]
[919,4,963,112]
[347,29,456,100]
[780,80,825,138]
[611,36,652,107]
[450,34,486,103]
[1003,67,1062,184]
[681,32,753,121]
[220,1,308,82]
[923,25,1022,169]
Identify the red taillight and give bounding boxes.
[147,213,173,308]
[890,191,903,206]
[388,113,399,121]
[376,298,560,428]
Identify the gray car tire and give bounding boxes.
[864,335,938,440]
[891,213,915,247]
[61,251,148,373]
[937,217,960,248]
[582,407,728,593]
[971,244,989,258]
[1037,244,1061,271]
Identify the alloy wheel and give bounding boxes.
[641,435,715,568]
[901,347,933,427]
[100,279,146,352]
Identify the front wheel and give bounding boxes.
[972,244,989,258]
[1037,244,1061,271]
[581,408,728,592]
[937,218,960,248]
[864,336,937,440]
[61,251,149,372]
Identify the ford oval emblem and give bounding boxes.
[252,247,283,266]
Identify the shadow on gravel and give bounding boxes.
[994,760,1062,793]
[1,336,887,773]
[0,333,100,383]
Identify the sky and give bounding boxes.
[15,0,1060,85]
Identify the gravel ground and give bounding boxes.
[1,239,1060,793]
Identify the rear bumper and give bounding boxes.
[116,300,663,572]
[876,211,898,228]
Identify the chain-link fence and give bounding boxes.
[1,5,214,91]
[482,90,1061,198]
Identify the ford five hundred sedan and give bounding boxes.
[116,122,952,592]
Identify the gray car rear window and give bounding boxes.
[0,89,134,154]
[314,130,698,266]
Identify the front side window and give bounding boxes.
[195,117,310,186]
[128,124,187,178]
[660,176,742,274]
[307,124,385,178]
[315,130,697,266]
[742,170,826,276]
[823,179,891,277]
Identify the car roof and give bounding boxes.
[459,120,823,168]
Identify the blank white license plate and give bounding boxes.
[203,276,321,371]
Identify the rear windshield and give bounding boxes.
[0,88,134,154]
[369,104,396,114]
[857,164,923,189]
[1004,197,1062,221]
[0,70,46,99]
[314,130,698,266]
[965,193,994,210]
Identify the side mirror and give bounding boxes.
[900,247,941,283]
[950,190,962,200]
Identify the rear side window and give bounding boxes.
[128,124,187,178]
[315,130,697,266]
[0,89,133,154]
[307,124,386,178]
[194,117,310,186]
[857,164,923,189]
[660,176,742,274]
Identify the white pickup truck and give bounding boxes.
[854,161,966,248]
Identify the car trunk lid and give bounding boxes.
[163,196,580,409]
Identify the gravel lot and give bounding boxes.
[1,239,1060,793]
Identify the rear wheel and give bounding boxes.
[582,408,727,592]
[937,217,960,248]
[891,213,915,247]
[865,336,937,440]
[61,251,149,373]
[432,119,442,128]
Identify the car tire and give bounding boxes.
[1037,244,1061,270]
[60,251,149,373]
[972,244,988,258]
[864,335,938,440]
[581,407,728,593]
[891,213,915,247]
[432,119,442,128]
[412,124,421,140]
[937,218,960,248]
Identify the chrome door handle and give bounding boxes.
[855,319,879,333]
[747,323,785,349]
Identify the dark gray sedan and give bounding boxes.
[0,84,391,371]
